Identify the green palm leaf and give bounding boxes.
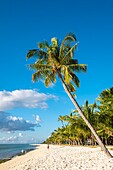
[67,83,76,92]
[60,43,78,64]
[38,41,49,49]
[26,49,38,59]
[26,49,47,60]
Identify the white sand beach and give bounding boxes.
[0,144,113,170]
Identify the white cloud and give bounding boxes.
[7,136,18,142]
[19,133,23,137]
[0,136,19,143]
[0,89,57,111]
[35,115,41,122]
[0,136,18,142]
[0,111,40,132]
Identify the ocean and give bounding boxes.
[0,144,37,160]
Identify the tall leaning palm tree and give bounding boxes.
[26,33,112,158]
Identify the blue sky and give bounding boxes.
[0,0,113,143]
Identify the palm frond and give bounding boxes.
[67,83,76,92]
[64,67,72,84]
[69,59,78,64]
[64,32,77,42]
[26,49,47,60]
[59,33,77,59]
[45,76,51,87]
[60,42,78,64]
[69,71,80,87]
[38,41,50,50]
[61,66,72,84]
[32,71,43,81]
[44,72,56,87]
[69,64,87,73]
[51,38,58,48]
[26,49,38,60]
[28,63,51,71]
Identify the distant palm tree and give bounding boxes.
[81,101,98,145]
[97,87,113,145]
[58,115,65,127]
[26,33,112,158]
[98,87,113,116]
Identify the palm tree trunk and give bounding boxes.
[57,71,113,158]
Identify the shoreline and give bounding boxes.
[0,144,113,170]
[0,144,39,165]
[0,148,35,164]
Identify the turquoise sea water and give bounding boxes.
[0,144,37,159]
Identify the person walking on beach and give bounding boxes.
[47,144,49,149]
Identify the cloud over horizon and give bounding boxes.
[0,89,57,111]
[0,111,40,132]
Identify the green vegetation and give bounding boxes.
[44,87,113,146]
[26,33,112,157]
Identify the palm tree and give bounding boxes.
[97,87,113,145]
[62,112,89,145]
[26,33,112,158]
[97,87,113,116]
[81,101,98,145]
[58,115,65,127]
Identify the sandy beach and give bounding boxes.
[0,144,113,170]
